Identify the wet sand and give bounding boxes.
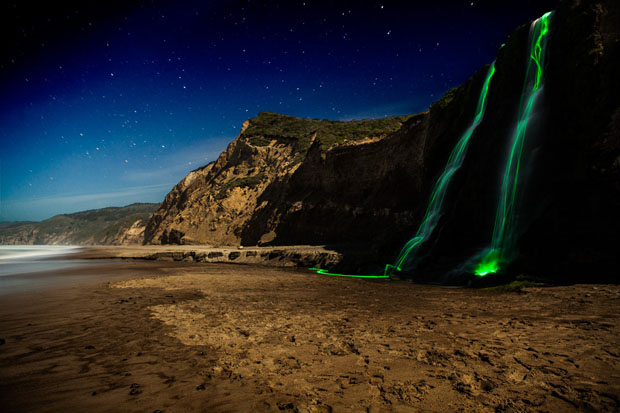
[1,261,619,412]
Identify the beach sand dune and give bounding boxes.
[1,262,620,412]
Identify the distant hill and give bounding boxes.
[0,221,36,230]
[0,203,159,245]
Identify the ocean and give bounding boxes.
[0,245,90,295]
[0,245,83,276]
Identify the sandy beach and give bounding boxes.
[1,259,620,412]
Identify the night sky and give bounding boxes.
[0,0,559,221]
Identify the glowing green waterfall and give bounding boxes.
[310,11,552,281]
[384,61,496,277]
[310,62,495,280]
[474,12,552,277]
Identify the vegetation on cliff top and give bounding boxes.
[242,111,413,152]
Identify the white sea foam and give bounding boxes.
[0,246,84,281]
[0,245,81,260]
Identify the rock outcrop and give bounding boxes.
[147,0,619,282]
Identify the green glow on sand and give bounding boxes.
[309,268,390,279]
[474,12,552,277]
[474,249,500,276]
[385,61,496,277]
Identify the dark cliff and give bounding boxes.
[147,0,619,283]
[418,0,620,282]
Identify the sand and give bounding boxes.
[1,260,620,412]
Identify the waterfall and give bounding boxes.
[385,61,496,277]
[474,11,553,277]
[310,11,553,281]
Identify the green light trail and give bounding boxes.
[308,268,390,279]
[474,12,552,277]
[384,61,496,277]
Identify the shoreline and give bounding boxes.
[0,260,619,411]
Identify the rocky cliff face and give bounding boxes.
[148,0,619,282]
[144,114,414,246]
[0,203,158,246]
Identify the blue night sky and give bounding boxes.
[0,0,558,221]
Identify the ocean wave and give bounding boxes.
[0,246,81,260]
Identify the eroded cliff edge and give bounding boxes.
[146,0,619,282]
